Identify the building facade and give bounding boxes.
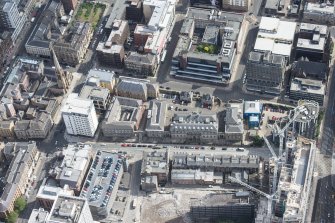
[171,8,244,84]
[0,2,20,29]
[170,112,219,144]
[79,85,112,112]
[222,0,249,11]
[61,93,99,137]
[0,141,40,218]
[116,76,159,101]
[60,0,77,13]
[125,52,158,77]
[56,144,93,193]
[96,20,129,68]
[54,22,93,66]
[303,3,335,25]
[246,51,286,95]
[86,69,116,92]
[102,97,145,138]
[289,78,325,105]
[296,23,328,62]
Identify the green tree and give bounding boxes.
[253,135,264,147]
[14,196,27,213]
[5,211,18,223]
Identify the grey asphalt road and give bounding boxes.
[312,65,335,223]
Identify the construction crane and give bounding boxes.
[228,176,277,219]
[263,136,279,194]
[272,101,319,160]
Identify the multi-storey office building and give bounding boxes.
[61,93,98,137]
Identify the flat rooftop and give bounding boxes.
[28,208,49,223]
[296,37,325,51]
[300,23,328,36]
[80,151,124,208]
[305,3,335,14]
[87,69,115,82]
[290,77,325,95]
[48,195,87,222]
[254,17,296,57]
[142,150,169,175]
[61,93,94,115]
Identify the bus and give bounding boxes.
[160,50,167,63]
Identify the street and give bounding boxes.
[312,62,335,222]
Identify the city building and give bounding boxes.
[141,175,158,192]
[289,78,325,106]
[79,85,112,112]
[28,208,50,223]
[53,22,93,66]
[224,106,244,142]
[170,112,219,144]
[264,0,279,14]
[61,93,99,137]
[222,0,249,11]
[0,1,27,42]
[116,76,159,101]
[47,195,94,223]
[296,23,328,62]
[277,138,316,222]
[105,0,143,30]
[291,60,327,81]
[97,45,125,68]
[60,0,77,13]
[125,52,158,77]
[14,112,53,139]
[25,0,65,57]
[180,91,193,104]
[0,141,40,218]
[254,17,296,59]
[0,120,15,139]
[172,8,245,84]
[86,69,116,92]
[0,31,13,77]
[56,144,93,193]
[145,100,167,138]
[79,151,124,218]
[101,96,145,138]
[246,51,286,95]
[0,1,20,29]
[96,20,129,68]
[303,3,335,25]
[190,193,255,222]
[190,0,221,9]
[171,169,223,185]
[172,153,259,172]
[36,178,74,210]
[244,101,262,128]
[201,94,214,108]
[141,150,169,184]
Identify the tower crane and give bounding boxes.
[263,136,279,194]
[272,101,319,160]
[228,176,277,220]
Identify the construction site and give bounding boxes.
[138,100,319,223]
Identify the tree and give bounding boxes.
[252,135,264,147]
[5,211,18,223]
[14,196,27,213]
